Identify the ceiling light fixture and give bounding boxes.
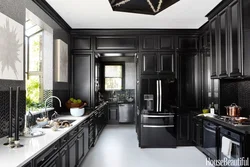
[108,0,179,15]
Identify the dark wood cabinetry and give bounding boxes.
[68,136,78,167]
[141,35,174,51]
[177,37,198,51]
[210,18,218,78]
[177,113,191,146]
[140,52,174,75]
[72,36,92,50]
[73,53,94,107]
[95,36,138,50]
[23,161,33,167]
[59,145,68,167]
[178,52,200,109]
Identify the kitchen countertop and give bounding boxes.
[0,113,94,167]
[200,116,250,135]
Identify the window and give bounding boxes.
[104,65,124,90]
[25,19,44,109]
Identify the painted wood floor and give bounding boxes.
[80,125,212,167]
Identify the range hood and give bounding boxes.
[108,0,180,15]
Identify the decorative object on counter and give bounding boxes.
[3,87,14,146]
[54,39,68,82]
[14,86,23,148]
[0,12,24,80]
[202,108,209,114]
[210,102,215,114]
[36,117,49,127]
[70,108,85,117]
[108,0,179,15]
[42,120,73,129]
[66,97,87,109]
[126,96,134,102]
[225,103,241,117]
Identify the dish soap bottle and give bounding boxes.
[210,102,215,114]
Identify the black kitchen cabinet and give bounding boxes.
[177,37,198,51]
[73,53,94,108]
[178,52,200,109]
[228,0,242,77]
[95,36,138,50]
[140,52,174,75]
[209,17,218,78]
[60,145,68,167]
[83,122,89,158]
[141,35,175,51]
[22,161,32,167]
[42,153,60,167]
[218,9,229,77]
[72,36,92,50]
[77,129,85,163]
[177,113,192,146]
[68,136,78,167]
[108,103,119,124]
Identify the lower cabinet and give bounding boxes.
[77,129,85,163]
[177,113,192,146]
[68,136,78,167]
[59,145,68,167]
[42,153,60,167]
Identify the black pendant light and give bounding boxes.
[108,0,179,15]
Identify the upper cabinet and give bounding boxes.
[95,36,138,51]
[206,0,250,78]
[177,37,198,51]
[72,36,92,50]
[140,52,174,75]
[140,35,175,51]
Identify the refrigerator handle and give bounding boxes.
[159,80,162,112]
[156,80,159,112]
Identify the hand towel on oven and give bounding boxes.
[221,136,232,158]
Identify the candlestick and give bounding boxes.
[9,87,12,138]
[15,86,20,141]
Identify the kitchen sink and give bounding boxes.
[58,119,76,124]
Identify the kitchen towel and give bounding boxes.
[221,136,232,158]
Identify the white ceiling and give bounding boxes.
[45,0,222,29]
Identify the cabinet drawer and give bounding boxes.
[69,127,79,140]
[34,141,59,167]
[60,134,69,147]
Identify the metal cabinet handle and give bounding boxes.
[143,125,174,128]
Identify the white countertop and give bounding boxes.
[0,114,92,167]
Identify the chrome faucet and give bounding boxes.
[44,96,62,118]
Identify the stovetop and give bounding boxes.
[213,115,250,127]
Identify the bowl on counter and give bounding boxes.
[70,108,85,117]
[126,97,134,102]
[36,118,49,127]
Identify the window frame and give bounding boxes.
[103,62,125,91]
[25,30,44,103]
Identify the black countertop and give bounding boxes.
[200,116,250,135]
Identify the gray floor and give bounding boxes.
[81,125,212,167]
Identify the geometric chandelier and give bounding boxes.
[108,0,179,15]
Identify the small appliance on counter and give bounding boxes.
[224,103,241,117]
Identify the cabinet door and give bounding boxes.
[158,52,174,74]
[68,137,78,167]
[159,36,174,51]
[178,37,198,50]
[72,36,91,50]
[141,52,157,74]
[228,0,242,77]
[179,53,200,109]
[84,124,89,157]
[23,161,32,167]
[210,18,218,78]
[177,113,191,146]
[60,146,68,167]
[141,36,158,50]
[78,130,85,163]
[73,53,92,106]
[218,10,229,77]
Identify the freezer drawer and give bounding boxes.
[118,104,134,123]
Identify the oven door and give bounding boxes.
[203,121,217,160]
[220,128,241,167]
